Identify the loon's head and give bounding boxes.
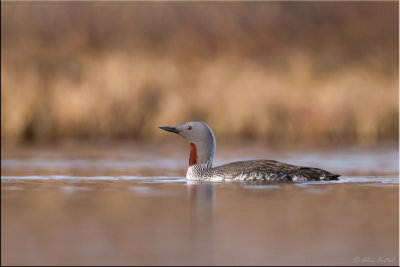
[158,121,215,167]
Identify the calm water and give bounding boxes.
[1,142,399,265]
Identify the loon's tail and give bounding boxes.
[324,173,340,180]
[298,166,340,181]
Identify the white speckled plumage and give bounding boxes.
[159,121,340,182]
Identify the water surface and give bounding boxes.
[1,143,399,265]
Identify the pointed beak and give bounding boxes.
[158,126,180,134]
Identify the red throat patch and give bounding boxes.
[189,143,198,166]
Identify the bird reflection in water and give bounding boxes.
[187,181,216,264]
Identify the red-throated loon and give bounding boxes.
[158,121,340,182]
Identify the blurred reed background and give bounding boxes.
[1,1,398,147]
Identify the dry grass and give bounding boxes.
[1,2,398,146]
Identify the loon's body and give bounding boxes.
[159,121,340,182]
[187,160,339,182]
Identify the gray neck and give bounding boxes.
[195,131,216,169]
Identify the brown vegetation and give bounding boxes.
[1,2,398,146]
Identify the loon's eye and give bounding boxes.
[187,126,192,131]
